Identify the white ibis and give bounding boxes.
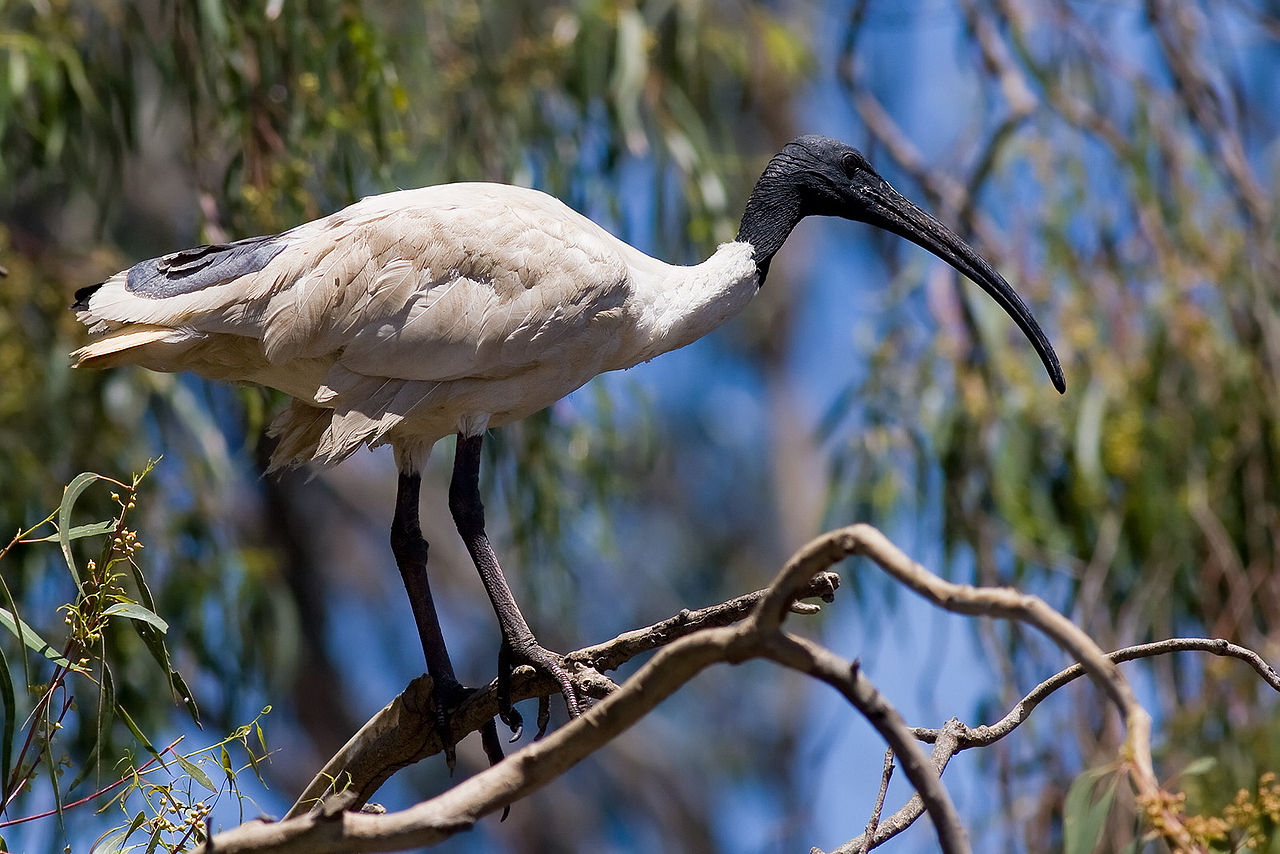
[72,134,1064,755]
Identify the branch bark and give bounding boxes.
[200,525,1265,854]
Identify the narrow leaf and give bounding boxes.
[0,576,35,721]
[143,823,164,854]
[1177,756,1218,779]
[92,829,128,854]
[124,559,159,614]
[175,755,216,794]
[102,602,169,633]
[30,520,116,543]
[58,472,105,591]
[171,671,200,726]
[44,720,64,828]
[219,746,233,782]
[115,704,158,759]
[0,608,72,667]
[125,808,147,838]
[69,661,115,791]
[1064,769,1118,854]
[245,747,264,783]
[0,643,15,788]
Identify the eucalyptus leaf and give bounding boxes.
[30,520,116,543]
[58,472,106,592]
[0,642,15,790]
[175,754,216,794]
[102,602,169,633]
[0,608,72,667]
[1063,768,1118,854]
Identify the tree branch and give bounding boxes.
[829,637,1280,851]
[285,572,841,819]
[202,525,1258,854]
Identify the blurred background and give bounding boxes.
[2,1,1279,851]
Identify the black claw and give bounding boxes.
[428,676,482,774]
[502,707,524,742]
[496,645,524,740]
[535,695,551,740]
[497,640,582,737]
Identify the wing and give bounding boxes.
[73,184,639,391]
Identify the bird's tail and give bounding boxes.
[70,324,178,368]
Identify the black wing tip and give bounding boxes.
[72,282,103,311]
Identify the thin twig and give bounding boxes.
[833,635,1280,851]
[859,750,895,854]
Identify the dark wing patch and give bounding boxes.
[125,233,288,299]
[72,283,102,310]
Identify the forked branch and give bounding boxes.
[203,525,1253,854]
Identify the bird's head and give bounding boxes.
[739,134,1065,393]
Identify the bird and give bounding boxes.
[72,134,1065,756]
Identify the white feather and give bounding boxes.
[73,183,760,468]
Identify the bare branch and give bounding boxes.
[756,524,1197,851]
[834,637,1280,851]
[859,750,895,854]
[286,572,841,819]
[761,633,969,853]
[207,526,1262,854]
[913,636,1280,749]
[209,525,982,854]
[824,720,967,854]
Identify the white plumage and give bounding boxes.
[75,184,758,472]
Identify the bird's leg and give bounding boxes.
[391,470,505,770]
[449,433,582,733]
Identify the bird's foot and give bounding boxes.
[497,640,583,740]
[428,676,507,774]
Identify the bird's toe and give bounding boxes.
[499,640,583,735]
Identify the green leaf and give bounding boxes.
[93,829,129,854]
[166,670,199,726]
[1064,767,1119,854]
[30,520,116,543]
[0,576,35,723]
[0,642,15,790]
[44,716,63,828]
[69,661,115,791]
[1177,756,1218,779]
[219,745,234,782]
[125,809,148,839]
[143,822,164,854]
[124,558,159,613]
[115,703,158,758]
[245,745,264,783]
[175,754,216,794]
[0,608,72,667]
[102,602,169,633]
[58,472,106,592]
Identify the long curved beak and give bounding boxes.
[857,183,1066,393]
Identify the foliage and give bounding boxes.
[829,3,1280,846]
[7,0,1279,850]
[91,707,272,854]
[0,466,269,851]
[1,1,814,849]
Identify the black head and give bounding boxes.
[738,135,1065,394]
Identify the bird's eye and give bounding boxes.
[840,151,865,178]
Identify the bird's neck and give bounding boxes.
[736,164,804,285]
